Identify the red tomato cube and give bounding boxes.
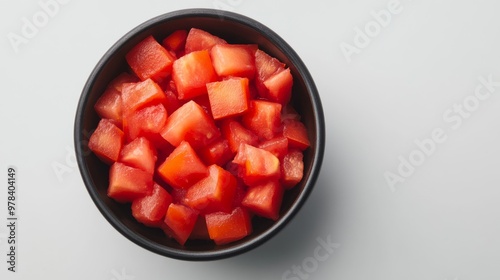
[160,100,220,150]
[233,144,280,186]
[254,49,285,97]
[185,28,227,53]
[120,137,157,174]
[88,119,124,164]
[123,103,168,141]
[108,162,153,202]
[172,50,217,100]
[221,119,259,153]
[162,203,198,246]
[206,207,252,245]
[242,180,284,221]
[108,72,139,92]
[157,141,208,189]
[242,100,282,140]
[263,68,293,105]
[206,78,250,120]
[283,119,310,150]
[281,149,304,189]
[162,29,188,52]
[198,137,234,166]
[185,164,237,214]
[210,44,257,79]
[121,79,167,116]
[95,72,137,126]
[258,136,289,159]
[132,183,172,227]
[126,35,175,82]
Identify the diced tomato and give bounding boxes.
[189,215,210,240]
[205,207,252,245]
[172,50,218,100]
[88,119,124,164]
[108,162,153,202]
[233,144,280,186]
[185,28,227,53]
[108,72,139,92]
[185,165,237,214]
[281,104,301,121]
[94,87,122,127]
[281,149,304,189]
[242,180,283,221]
[258,136,289,159]
[221,119,259,153]
[282,119,310,150]
[121,79,167,116]
[162,203,198,246]
[263,68,293,105]
[120,137,157,174]
[254,49,285,97]
[199,137,234,166]
[157,141,208,189]
[160,100,220,150]
[132,183,172,227]
[162,30,188,52]
[210,44,257,79]
[126,35,175,82]
[206,78,250,120]
[242,100,282,140]
[123,103,167,141]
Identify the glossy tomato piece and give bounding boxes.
[126,35,175,82]
[88,119,124,164]
[172,50,217,100]
[94,73,137,126]
[120,137,157,174]
[160,100,220,150]
[162,203,198,246]
[254,49,285,97]
[198,137,234,166]
[157,141,208,189]
[233,144,280,186]
[205,207,252,245]
[263,68,293,105]
[206,77,250,120]
[108,162,153,203]
[258,136,289,159]
[185,28,227,53]
[282,119,310,151]
[210,44,257,79]
[132,183,172,227]
[221,119,259,153]
[184,164,237,214]
[242,180,283,221]
[108,72,140,92]
[281,149,304,189]
[162,29,188,52]
[121,79,167,116]
[123,103,167,141]
[242,100,282,140]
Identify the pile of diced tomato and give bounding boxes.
[88,28,310,246]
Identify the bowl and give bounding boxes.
[74,8,325,261]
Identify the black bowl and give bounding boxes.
[74,8,325,261]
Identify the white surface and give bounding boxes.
[1,0,500,279]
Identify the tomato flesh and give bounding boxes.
[210,44,257,79]
[120,137,157,174]
[242,180,283,221]
[233,144,280,186]
[132,183,172,227]
[198,137,234,166]
[242,100,282,140]
[88,119,124,164]
[123,103,167,141]
[172,50,217,100]
[108,162,153,202]
[162,29,188,52]
[163,203,198,246]
[185,28,227,53]
[207,77,250,120]
[126,35,175,82]
[121,79,167,116]
[282,119,310,150]
[205,207,252,245]
[221,119,259,153]
[281,149,304,189]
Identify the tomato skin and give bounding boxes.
[121,79,167,116]
[162,203,198,246]
[157,141,208,189]
[242,180,283,221]
[108,162,153,203]
[207,78,250,120]
[281,149,304,189]
[172,50,218,100]
[282,119,310,151]
[242,100,282,140]
[210,44,257,79]
[160,100,220,150]
[258,136,289,159]
[221,119,259,153]
[185,28,227,53]
[184,164,237,214]
[88,119,124,164]
[126,35,175,82]
[205,207,252,245]
[123,103,168,141]
[233,144,281,186]
[132,183,172,227]
[120,137,157,174]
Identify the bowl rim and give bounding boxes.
[74,8,325,261]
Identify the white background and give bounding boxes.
[1,0,500,279]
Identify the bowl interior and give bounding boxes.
[75,9,323,260]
